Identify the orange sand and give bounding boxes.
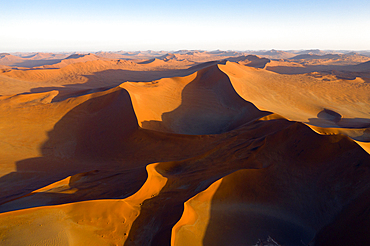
[0,50,370,245]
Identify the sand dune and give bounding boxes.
[220,61,370,124]
[122,64,268,134]
[0,162,168,246]
[24,52,69,60]
[0,50,370,245]
[227,55,270,68]
[248,49,296,59]
[288,53,370,66]
[0,59,198,96]
[41,53,106,69]
[0,54,24,66]
[0,53,71,68]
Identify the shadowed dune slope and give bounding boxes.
[122,64,269,135]
[2,117,369,246]
[227,55,270,68]
[0,87,142,206]
[0,163,167,246]
[0,87,137,168]
[0,86,233,207]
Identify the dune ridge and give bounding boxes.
[122,64,268,134]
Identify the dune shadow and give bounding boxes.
[0,64,247,212]
[0,88,148,212]
[141,64,270,135]
[265,64,368,75]
[137,58,156,64]
[308,108,370,129]
[203,208,312,245]
[0,167,147,213]
[202,178,314,246]
[201,121,370,246]
[0,62,240,212]
[227,55,271,68]
[314,186,370,245]
[13,59,63,68]
[265,65,339,74]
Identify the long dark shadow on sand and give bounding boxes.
[0,88,147,212]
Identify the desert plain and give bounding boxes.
[0,49,370,245]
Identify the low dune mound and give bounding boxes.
[317,108,342,123]
[122,64,269,135]
[310,109,370,130]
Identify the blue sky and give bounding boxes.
[1,0,369,52]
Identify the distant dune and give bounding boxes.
[0,49,370,246]
[0,54,24,66]
[248,49,296,59]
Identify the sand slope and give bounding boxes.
[220,62,370,125]
[122,64,268,134]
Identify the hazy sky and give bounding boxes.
[1,0,369,52]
